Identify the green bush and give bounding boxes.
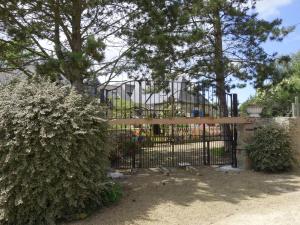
[0,78,116,225]
[246,124,293,172]
[100,182,122,206]
[109,131,155,166]
[140,136,154,148]
[122,140,140,156]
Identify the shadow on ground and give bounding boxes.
[65,167,300,225]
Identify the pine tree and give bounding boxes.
[124,0,294,114]
[0,0,133,91]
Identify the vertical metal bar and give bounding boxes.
[139,80,142,115]
[232,94,238,167]
[232,93,238,118]
[207,141,210,165]
[133,80,143,168]
[171,80,175,167]
[202,84,206,165]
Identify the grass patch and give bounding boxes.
[210,147,225,157]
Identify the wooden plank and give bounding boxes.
[108,117,255,125]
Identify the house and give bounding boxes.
[98,78,212,118]
[0,70,26,85]
[97,83,135,102]
[143,79,210,117]
[0,66,70,86]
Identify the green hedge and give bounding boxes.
[246,124,293,172]
[0,78,116,225]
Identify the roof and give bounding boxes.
[0,66,36,85]
[0,71,26,85]
[98,83,133,101]
[99,78,208,105]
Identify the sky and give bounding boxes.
[100,0,300,103]
[235,0,300,103]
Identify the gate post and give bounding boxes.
[232,94,238,167]
[232,94,238,117]
[207,141,210,165]
[202,84,207,165]
[132,146,136,168]
[171,81,175,167]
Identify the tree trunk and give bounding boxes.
[213,8,232,152]
[53,0,67,82]
[213,9,227,116]
[70,0,84,92]
[54,0,63,60]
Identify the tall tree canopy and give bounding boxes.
[240,51,300,117]
[0,0,135,90]
[0,0,294,100]
[123,0,293,114]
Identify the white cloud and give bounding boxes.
[256,0,293,18]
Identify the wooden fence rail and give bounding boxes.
[108,117,255,125]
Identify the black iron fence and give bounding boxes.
[99,79,238,168]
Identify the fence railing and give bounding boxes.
[95,79,246,168]
[98,79,238,121]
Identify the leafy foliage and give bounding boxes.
[121,140,140,157]
[0,78,113,225]
[246,125,293,172]
[100,182,122,206]
[0,0,134,89]
[109,130,155,166]
[124,0,293,90]
[0,0,293,95]
[240,52,300,117]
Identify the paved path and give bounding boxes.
[66,167,300,225]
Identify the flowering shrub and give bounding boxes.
[0,78,115,225]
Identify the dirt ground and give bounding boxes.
[66,167,300,225]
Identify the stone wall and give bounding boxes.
[288,118,300,164]
[236,117,300,169]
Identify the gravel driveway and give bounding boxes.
[66,167,300,225]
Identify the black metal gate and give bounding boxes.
[100,79,238,168]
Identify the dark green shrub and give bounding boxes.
[109,132,128,166]
[140,136,154,147]
[246,124,293,172]
[109,147,122,165]
[211,147,225,157]
[122,140,140,156]
[0,78,115,225]
[110,131,152,166]
[100,182,122,206]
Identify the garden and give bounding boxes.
[0,0,300,225]
[0,79,122,225]
[0,78,299,225]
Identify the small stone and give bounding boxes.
[131,168,138,174]
[149,168,160,173]
[216,165,243,173]
[179,162,191,167]
[107,172,125,179]
[159,166,171,176]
